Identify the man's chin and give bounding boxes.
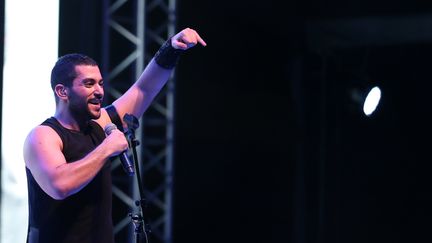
[88,105,102,119]
[91,112,102,120]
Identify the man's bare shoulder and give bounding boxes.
[23,124,65,170]
[24,125,62,150]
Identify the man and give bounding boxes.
[24,28,206,243]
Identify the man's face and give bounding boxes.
[67,65,104,121]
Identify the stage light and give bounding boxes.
[350,84,382,117]
[363,86,381,116]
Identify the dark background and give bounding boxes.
[2,0,432,242]
[171,1,432,243]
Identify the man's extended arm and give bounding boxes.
[107,28,206,127]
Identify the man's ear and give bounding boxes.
[54,84,68,100]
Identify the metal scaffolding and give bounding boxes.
[102,0,176,242]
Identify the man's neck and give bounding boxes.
[54,112,89,131]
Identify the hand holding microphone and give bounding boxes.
[104,123,135,176]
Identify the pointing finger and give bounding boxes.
[189,29,206,46]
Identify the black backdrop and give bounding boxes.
[173,2,432,242]
[173,1,295,243]
[23,1,432,243]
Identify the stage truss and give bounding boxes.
[102,0,176,242]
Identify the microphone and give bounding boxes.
[104,123,134,176]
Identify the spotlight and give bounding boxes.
[362,86,381,116]
[350,85,382,117]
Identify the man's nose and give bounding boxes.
[94,85,104,98]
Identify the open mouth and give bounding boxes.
[88,98,101,105]
[88,99,102,109]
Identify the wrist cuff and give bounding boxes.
[154,38,184,69]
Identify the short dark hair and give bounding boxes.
[50,53,98,90]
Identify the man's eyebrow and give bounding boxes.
[82,78,102,83]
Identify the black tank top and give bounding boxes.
[26,117,114,243]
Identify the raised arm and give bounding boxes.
[109,28,206,127]
[24,125,128,200]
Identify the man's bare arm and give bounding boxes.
[24,125,128,200]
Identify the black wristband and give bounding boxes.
[154,38,185,69]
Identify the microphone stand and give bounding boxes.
[124,114,151,243]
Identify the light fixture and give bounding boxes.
[350,84,382,117]
[362,86,381,116]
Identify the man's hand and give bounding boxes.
[171,28,207,50]
[103,129,129,157]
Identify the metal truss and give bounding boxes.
[102,0,176,242]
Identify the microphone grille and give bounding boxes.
[104,123,117,135]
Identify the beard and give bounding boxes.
[68,90,102,122]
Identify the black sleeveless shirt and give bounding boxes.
[26,117,114,243]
